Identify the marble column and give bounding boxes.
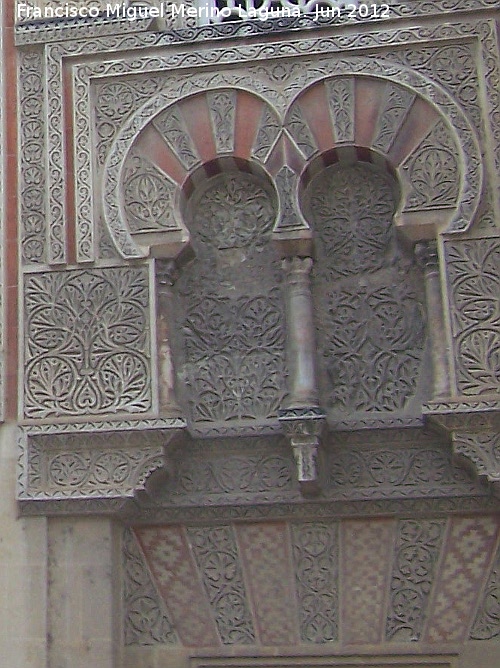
[415,240,450,398]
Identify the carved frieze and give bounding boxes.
[19,48,47,265]
[17,421,184,503]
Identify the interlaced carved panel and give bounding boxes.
[384,43,481,134]
[306,164,395,276]
[286,104,317,158]
[24,266,152,418]
[291,522,339,643]
[95,77,165,168]
[252,104,282,162]
[123,528,178,646]
[187,525,256,644]
[401,120,461,211]
[373,84,415,154]
[385,519,446,641]
[175,172,286,427]
[303,163,426,416]
[122,152,179,233]
[326,77,354,144]
[445,238,500,396]
[19,48,47,264]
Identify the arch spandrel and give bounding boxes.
[285,73,476,242]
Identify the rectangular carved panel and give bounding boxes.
[23,265,154,419]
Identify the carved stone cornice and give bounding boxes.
[423,399,500,432]
[14,0,500,45]
[424,400,500,497]
[17,418,186,515]
[452,431,500,497]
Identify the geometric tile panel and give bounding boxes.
[424,517,499,643]
[135,527,220,647]
[236,522,298,645]
[470,537,500,640]
[340,519,395,645]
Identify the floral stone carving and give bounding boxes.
[24,266,153,418]
[302,162,426,419]
[174,172,286,428]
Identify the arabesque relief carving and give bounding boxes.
[302,162,426,418]
[174,171,286,428]
[24,266,153,418]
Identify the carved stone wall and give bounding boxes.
[9,3,500,668]
[123,514,500,651]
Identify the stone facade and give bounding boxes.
[0,0,499,666]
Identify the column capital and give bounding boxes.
[414,240,439,272]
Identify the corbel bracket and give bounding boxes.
[278,407,326,496]
[424,400,500,498]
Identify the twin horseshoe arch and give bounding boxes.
[102,62,483,261]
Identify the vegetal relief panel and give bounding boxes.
[445,237,500,397]
[173,171,286,429]
[302,162,427,420]
[23,265,153,418]
[122,152,180,233]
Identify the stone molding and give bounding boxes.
[425,402,500,497]
[14,0,500,44]
[17,417,186,514]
